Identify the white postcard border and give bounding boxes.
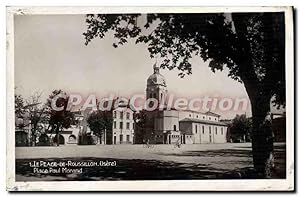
[6,6,294,191]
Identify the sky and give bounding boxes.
[14,14,252,119]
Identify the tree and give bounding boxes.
[15,92,46,146]
[25,91,46,146]
[83,13,285,177]
[15,94,25,118]
[230,114,252,142]
[87,110,113,144]
[46,90,75,146]
[15,93,28,146]
[133,110,147,144]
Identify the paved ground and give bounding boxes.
[15,143,286,181]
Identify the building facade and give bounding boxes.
[111,106,135,144]
[143,63,228,144]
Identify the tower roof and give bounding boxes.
[147,62,167,87]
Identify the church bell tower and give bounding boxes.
[146,63,167,108]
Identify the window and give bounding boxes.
[120,122,123,129]
[174,125,177,131]
[221,128,224,135]
[126,122,130,129]
[209,126,211,134]
[209,117,211,120]
[120,134,123,143]
[202,126,205,134]
[203,116,205,119]
[153,93,157,99]
[126,112,130,119]
[113,111,117,118]
[189,114,191,117]
[120,111,123,119]
[113,121,116,129]
[195,125,197,134]
[196,115,198,118]
[126,135,130,142]
[215,127,218,135]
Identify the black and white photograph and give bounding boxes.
[6,6,294,191]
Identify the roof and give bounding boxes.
[205,111,221,117]
[180,110,220,117]
[147,63,167,86]
[182,109,206,115]
[220,119,232,125]
[179,118,228,126]
[147,73,166,86]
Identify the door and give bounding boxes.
[120,134,123,144]
[113,136,116,144]
[163,134,167,144]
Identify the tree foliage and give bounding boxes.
[46,90,75,145]
[133,110,147,143]
[83,12,286,177]
[15,94,25,117]
[230,114,252,142]
[87,110,113,141]
[25,92,46,146]
[15,92,47,146]
[83,13,285,108]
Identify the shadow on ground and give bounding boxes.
[158,148,252,158]
[15,144,286,181]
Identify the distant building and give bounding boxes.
[38,112,85,146]
[15,63,229,146]
[15,111,31,146]
[76,100,135,145]
[15,108,91,146]
[111,105,135,144]
[141,63,228,144]
[271,112,286,142]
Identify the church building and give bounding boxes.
[144,63,228,144]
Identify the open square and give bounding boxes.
[15,142,286,181]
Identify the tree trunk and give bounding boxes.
[31,124,37,146]
[250,94,274,178]
[31,132,36,147]
[237,56,275,178]
[56,133,60,146]
[56,126,60,146]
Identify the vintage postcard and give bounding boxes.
[6,6,294,191]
